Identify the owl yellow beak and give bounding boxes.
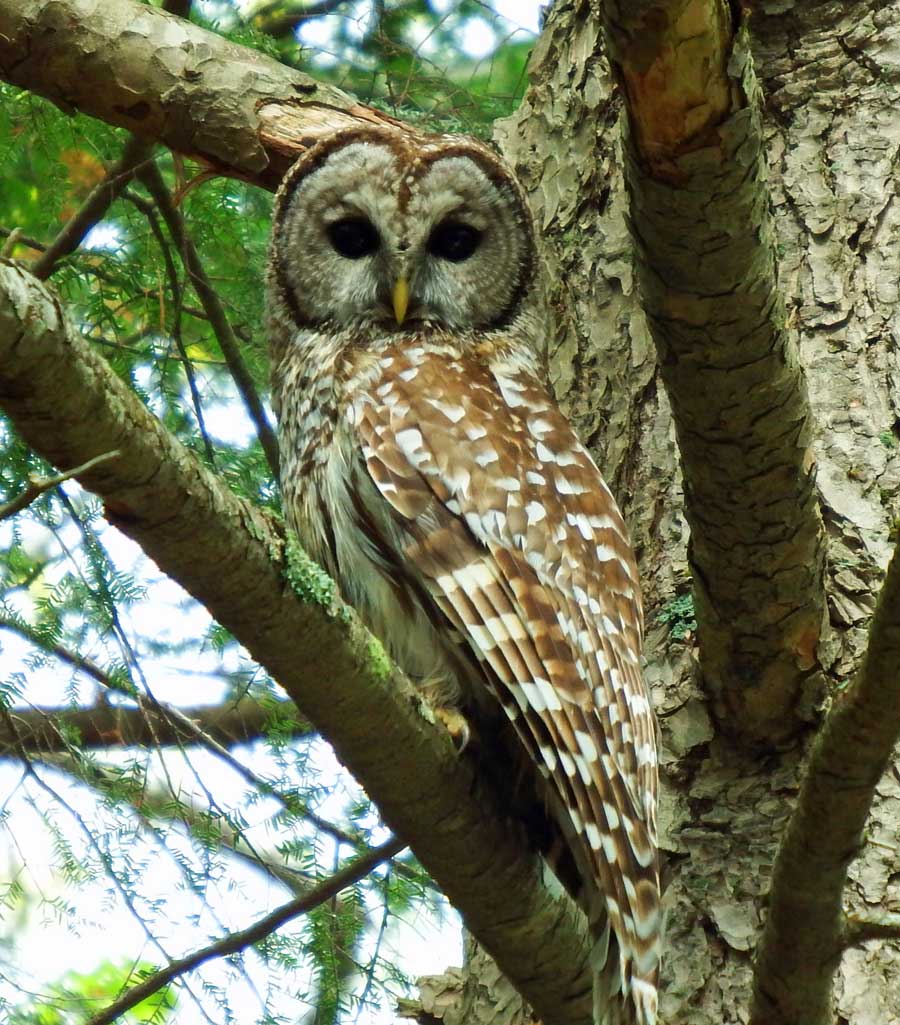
[392,277,410,325]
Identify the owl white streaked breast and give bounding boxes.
[266,125,661,1025]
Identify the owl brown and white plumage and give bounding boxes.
[266,125,661,1024]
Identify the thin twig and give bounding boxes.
[0,450,120,521]
[136,162,281,477]
[0,226,46,252]
[355,864,392,1022]
[124,187,216,464]
[32,135,155,280]
[0,611,421,881]
[0,705,179,969]
[84,834,405,1025]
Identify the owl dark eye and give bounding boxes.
[327,217,380,259]
[427,222,481,262]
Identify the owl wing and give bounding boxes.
[350,346,660,1020]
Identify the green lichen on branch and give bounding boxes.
[283,536,388,674]
[283,534,338,611]
[364,633,393,682]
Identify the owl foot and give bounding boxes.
[434,706,471,752]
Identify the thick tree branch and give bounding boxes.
[0,262,592,1025]
[601,1,826,742]
[0,0,408,190]
[750,543,900,1025]
[84,834,404,1025]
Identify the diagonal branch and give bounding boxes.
[0,450,119,520]
[136,162,281,478]
[840,911,900,950]
[31,134,155,279]
[0,0,406,190]
[84,834,404,1025]
[600,0,826,743]
[0,261,592,1025]
[750,540,900,1025]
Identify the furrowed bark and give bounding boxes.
[0,262,593,1025]
[0,0,406,190]
[750,541,900,1025]
[601,0,827,743]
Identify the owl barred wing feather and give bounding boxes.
[266,125,661,1025]
[351,345,661,1024]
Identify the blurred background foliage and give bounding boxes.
[0,2,540,1023]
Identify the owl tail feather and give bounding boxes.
[589,907,659,1025]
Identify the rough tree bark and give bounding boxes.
[492,2,900,1023]
[1,1,899,1024]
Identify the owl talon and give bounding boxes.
[434,707,471,752]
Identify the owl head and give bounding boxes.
[267,126,538,333]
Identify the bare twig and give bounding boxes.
[136,162,280,477]
[32,135,154,279]
[0,226,45,252]
[84,834,405,1025]
[124,186,217,464]
[0,450,120,521]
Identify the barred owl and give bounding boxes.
[266,125,661,1025]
